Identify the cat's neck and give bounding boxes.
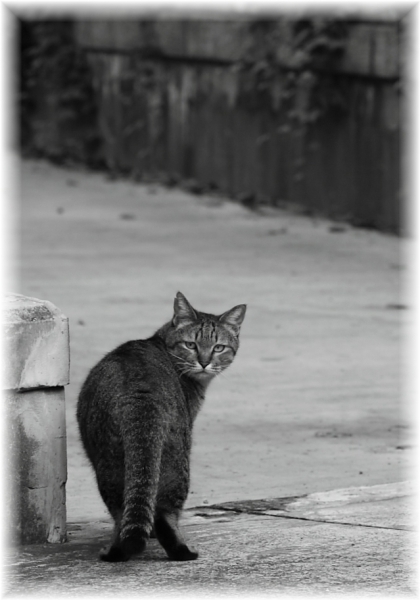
[154,320,172,340]
[180,375,207,422]
[152,324,210,420]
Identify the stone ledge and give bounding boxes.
[190,481,415,531]
[75,19,401,79]
[2,294,70,390]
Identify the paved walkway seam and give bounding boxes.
[202,506,411,531]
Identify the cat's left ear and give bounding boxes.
[218,304,247,333]
[172,291,197,328]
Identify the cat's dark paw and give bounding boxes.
[120,534,147,557]
[99,545,129,562]
[167,544,199,561]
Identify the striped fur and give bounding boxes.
[77,292,246,562]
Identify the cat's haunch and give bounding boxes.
[77,292,246,562]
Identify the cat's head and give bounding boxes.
[164,292,246,382]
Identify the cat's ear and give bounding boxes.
[218,304,247,333]
[172,292,197,328]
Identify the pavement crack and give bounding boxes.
[194,504,409,532]
[249,511,409,531]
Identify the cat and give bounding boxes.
[76,292,246,562]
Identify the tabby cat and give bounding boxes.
[76,292,246,562]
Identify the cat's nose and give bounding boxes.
[198,360,210,369]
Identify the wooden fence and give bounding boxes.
[71,18,402,232]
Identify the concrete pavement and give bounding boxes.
[4,482,416,596]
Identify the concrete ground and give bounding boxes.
[6,157,416,596]
[4,482,417,596]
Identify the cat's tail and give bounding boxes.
[119,396,168,557]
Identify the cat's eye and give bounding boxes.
[184,342,196,350]
[213,344,225,353]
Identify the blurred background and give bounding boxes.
[12,6,412,529]
[18,9,404,233]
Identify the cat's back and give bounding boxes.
[77,336,186,457]
[80,336,181,404]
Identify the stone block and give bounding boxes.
[182,20,247,62]
[3,294,69,545]
[340,23,373,76]
[329,22,400,79]
[2,294,70,390]
[5,388,67,544]
[373,24,400,79]
[75,19,248,62]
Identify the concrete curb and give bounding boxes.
[182,480,415,531]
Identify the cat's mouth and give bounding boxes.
[192,369,216,379]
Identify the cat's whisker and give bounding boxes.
[168,352,190,366]
[212,367,227,379]
[168,354,195,370]
[180,367,195,375]
[174,361,191,371]
[178,365,197,377]
[168,351,185,360]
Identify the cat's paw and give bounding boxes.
[167,544,199,561]
[99,545,129,562]
[120,533,147,557]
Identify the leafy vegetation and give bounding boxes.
[238,18,348,123]
[19,20,103,166]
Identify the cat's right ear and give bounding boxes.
[218,304,247,333]
[172,292,197,328]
